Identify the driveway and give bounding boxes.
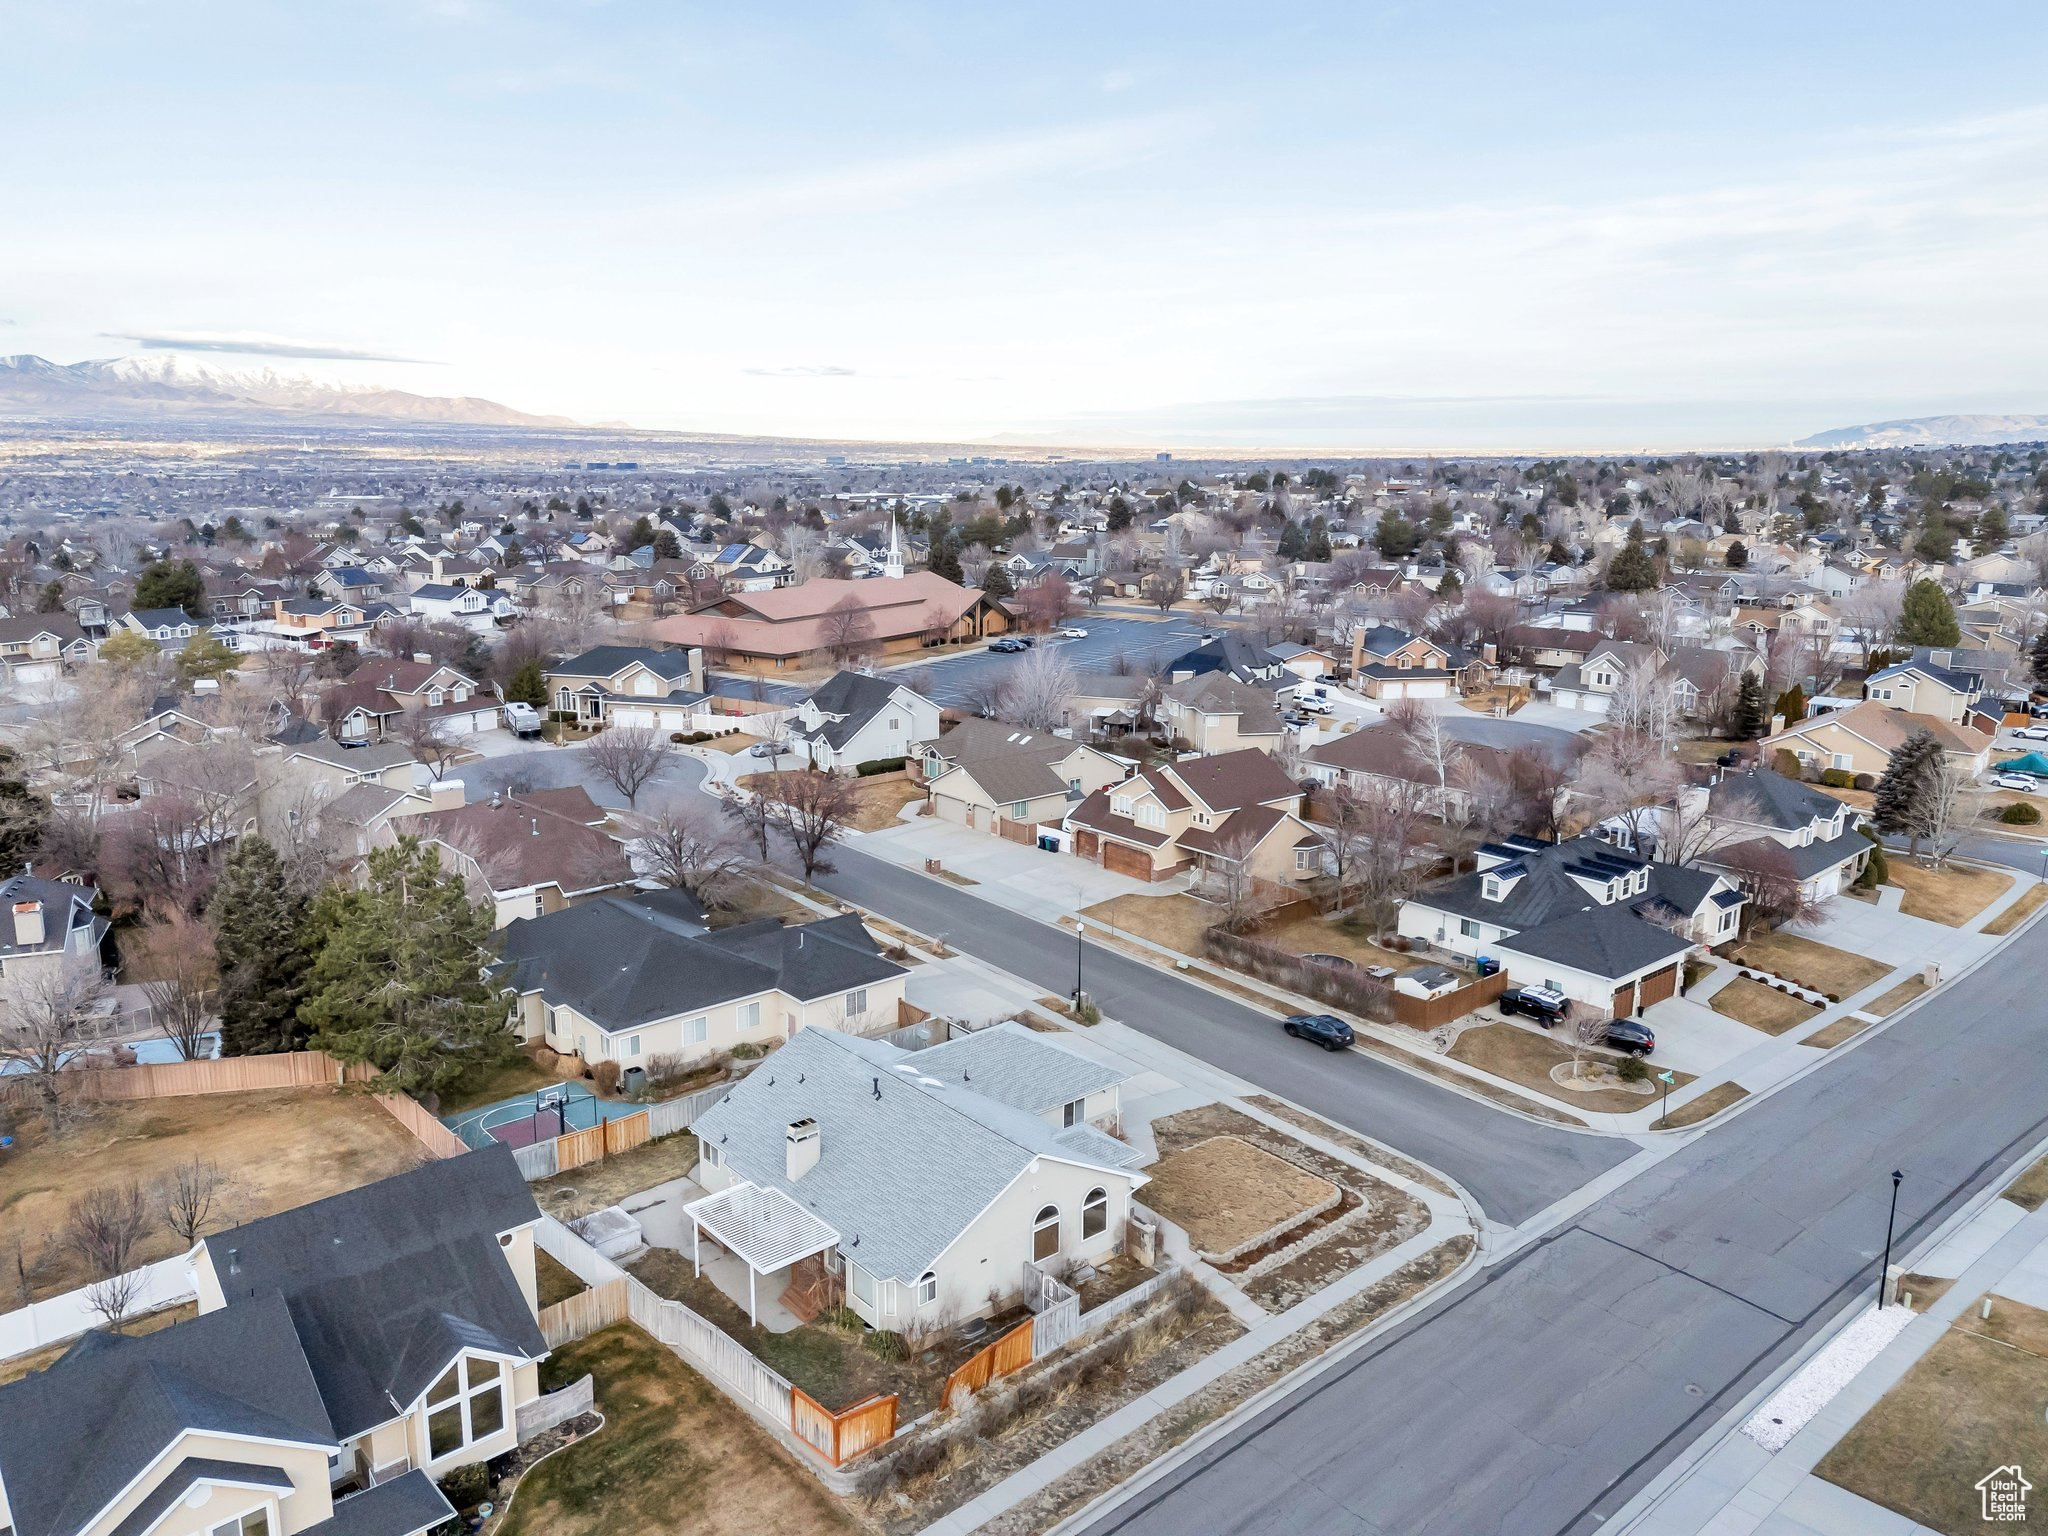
[1790,894,2001,974]
[857,817,1166,919]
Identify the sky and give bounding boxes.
[4,1,2046,452]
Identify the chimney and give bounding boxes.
[12,901,44,948]
[785,1118,820,1181]
[412,652,432,665]
[430,778,466,812]
[1769,712,1785,736]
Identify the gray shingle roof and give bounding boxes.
[911,1021,1123,1116]
[1497,901,1695,978]
[689,1029,1141,1284]
[550,645,697,685]
[1707,768,1843,832]
[107,1459,296,1536]
[306,1470,456,1536]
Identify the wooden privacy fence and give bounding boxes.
[376,1091,471,1159]
[940,1317,1035,1406]
[66,1050,377,1100]
[507,1082,729,1181]
[791,1388,898,1467]
[538,1278,630,1348]
[1389,970,1509,1030]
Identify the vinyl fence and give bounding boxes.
[0,1252,199,1363]
[1024,1260,1082,1358]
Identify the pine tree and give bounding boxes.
[1306,517,1332,562]
[1725,540,1748,569]
[301,836,511,1098]
[1605,528,1659,592]
[980,563,1015,599]
[653,529,683,560]
[1545,535,1571,565]
[210,838,311,1056]
[1730,674,1766,740]
[2033,627,2048,687]
[929,533,964,584]
[1896,578,1960,647]
[505,658,547,708]
[1872,727,1942,858]
[1435,568,1463,604]
[1773,685,1807,725]
[1277,520,1305,560]
[629,515,656,549]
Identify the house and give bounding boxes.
[0,873,108,996]
[1348,626,1457,700]
[650,573,1008,668]
[496,890,910,1067]
[311,565,387,602]
[0,1151,546,1536]
[1160,672,1286,756]
[914,718,1127,840]
[543,646,708,732]
[1163,632,1290,689]
[1546,639,1665,714]
[1067,748,1318,886]
[1267,641,1339,683]
[787,671,940,772]
[1303,718,1580,822]
[324,660,501,743]
[1679,769,1874,902]
[1761,700,1993,779]
[395,786,634,927]
[1396,834,1746,1015]
[114,608,203,650]
[1862,653,1983,725]
[0,614,92,687]
[407,583,512,631]
[270,597,372,648]
[687,1025,1144,1332]
[1062,673,1155,741]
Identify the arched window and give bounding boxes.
[1082,1187,1109,1240]
[1032,1203,1061,1263]
[917,1271,938,1308]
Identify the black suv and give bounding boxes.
[1282,1013,1355,1051]
[1604,1018,1656,1056]
[1499,986,1569,1026]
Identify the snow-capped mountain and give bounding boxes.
[1795,413,2048,450]
[0,353,578,428]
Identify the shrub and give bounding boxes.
[819,1305,865,1333]
[2003,802,2042,825]
[591,1059,622,1095]
[670,732,688,743]
[1202,927,1393,1021]
[1075,1000,1102,1025]
[1771,748,1804,780]
[1855,824,1889,888]
[437,1463,489,1512]
[1819,768,1854,788]
[1616,1055,1648,1084]
[1852,773,1876,791]
[731,1041,767,1060]
[856,756,908,776]
[863,1329,908,1361]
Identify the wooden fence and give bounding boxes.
[375,1090,471,1159]
[538,1278,630,1348]
[1389,971,1509,1030]
[67,1050,377,1100]
[939,1316,1036,1406]
[791,1388,898,1466]
[507,1082,730,1181]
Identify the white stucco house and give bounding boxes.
[788,670,940,771]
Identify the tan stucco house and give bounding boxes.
[1762,700,1992,779]
[913,718,1127,841]
[1067,747,1318,885]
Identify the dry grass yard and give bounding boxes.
[1710,976,1824,1035]
[1652,1082,1749,1130]
[530,1133,699,1222]
[736,771,925,833]
[1448,1023,1694,1112]
[1140,1136,1335,1256]
[1888,860,2014,927]
[0,1088,429,1303]
[1079,892,1217,956]
[1983,881,2048,936]
[1727,931,1891,999]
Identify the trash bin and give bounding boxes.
[1475,956,1500,979]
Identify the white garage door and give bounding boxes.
[608,706,656,730]
[1381,681,1407,700]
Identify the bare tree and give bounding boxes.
[1834,582,1904,670]
[394,709,467,782]
[1560,1002,1609,1080]
[1201,824,1267,933]
[633,802,751,906]
[724,782,776,863]
[0,965,110,1129]
[584,725,669,809]
[1607,660,1681,748]
[155,1157,229,1243]
[994,644,1079,732]
[1581,729,1685,854]
[1138,570,1182,614]
[1717,839,1825,935]
[65,1182,151,1326]
[1353,778,1429,933]
[4,1231,53,1308]
[1918,755,1984,870]
[820,593,877,666]
[1390,698,1456,814]
[764,770,862,883]
[129,906,218,1061]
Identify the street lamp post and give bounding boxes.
[1073,920,1085,1011]
[1878,1169,1903,1307]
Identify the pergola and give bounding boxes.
[684,1182,840,1325]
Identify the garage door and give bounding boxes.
[1612,983,1637,1017]
[1075,831,1101,863]
[608,705,655,730]
[1102,840,1154,880]
[933,795,969,827]
[1637,964,1678,1009]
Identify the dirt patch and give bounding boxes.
[2003,1153,2048,1212]
[1080,892,1217,956]
[1983,881,2048,936]
[1245,909,1411,975]
[1242,1096,1458,1199]
[1816,1297,2048,1534]
[0,1300,195,1387]
[1888,860,2015,927]
[498,1322,856,1536]
[1728,931,1891,998]
[972,1237,1473,1536]
[531,1133,699,1222]
[1072,1254,1162,1312]
[1896,1272,1954,1311]
[1140,1136,1336,1257]
[1710,976,1823,1035]
[1653,1082,1749,1129]
[1448,1023,1693,1112]
[536,1249,588,1308]
[0,1087,430,1303]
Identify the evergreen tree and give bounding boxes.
[505,658,548,708]
[1872,727,1942,858]
[1730,674,1766,739]
[36,580,64,613]
[301,836,510,1097]
[1306,516,1332,562]
[628,515,656,549]
[1896,578,1960,647]
[1773,684,1807,725]
[1854,823,1888,889]
[1605,527,1659,592]
[1545,535,1571,565]
[1373,512,1421,560]
[1912,519,1956,564]
[211,838,311,1056]
[1435,568,1463,604]
[1277,520,1306,561]
[2032,627,2048,687]
[133,558,208,620]
[653,529,682,560]
[1725,540,1748,569]
[928,532,963,585]
[980,563,1015,599]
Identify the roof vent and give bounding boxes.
[871,1076,881,1101]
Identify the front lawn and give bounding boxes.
[1447,1023,1693,1112]
[1816,1298,2048,1534]
[1709,976,1822,1036]
[498,1323,855,1536]
[1727,931,1890,999]
[1984,882,2048,936]
[1139,1136,1336,1257]
[1887,860,2015,927]
[736,771,926,833]
[1079,892,1218,956]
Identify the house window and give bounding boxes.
[544,1006,558,1037]
[1082,1187,1108,1240]
[207,1510,271,1536]
[1295,847,1317,872]
[1063,1098,1084,1127]
[1032,1203,1061,1263]
[627,1035,642,1057]
[917,1271,938,1308]
[1112,796,1133,816]
[849,1261,877,1308]
[738,1001,761,1032]
[532,892,546,919]
[1139,803,1164,828]
[1830,753,1852,771]
[684,1016,708,1045]
[1460,919,1480,939]
[1011,802,1029,820]
[844,988,868,1017]
[426,1355,508,1461]
[889,718,899,732]
[701,1142,721,1168]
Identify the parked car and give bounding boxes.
[1498,984,1570,1026]
[989,637,1028,653]
[1059,626,1089,638]
[1716,749,1746,767]
[2014,725,2048,741]
[749,740,786,758]
[503,701,543,738]
[1282,1013,1355,1050]
[1299,695,1335,716]
[1993,772,2041,791]
[1604,1018,1656,1056]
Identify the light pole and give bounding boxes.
[1073,920,1086,1011]
[1878,1169,1903,1307]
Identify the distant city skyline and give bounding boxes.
[6,2,2045,451]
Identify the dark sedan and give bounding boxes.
[1282,1013,1355,1050]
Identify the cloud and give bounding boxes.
[102,330,442,364]
[743,365,856,378]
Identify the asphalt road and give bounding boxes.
[1078,910,2048,1536]
[812,845,1629,1226]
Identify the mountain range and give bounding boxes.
[1794,413,2048,450]
[0,353,579,429]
